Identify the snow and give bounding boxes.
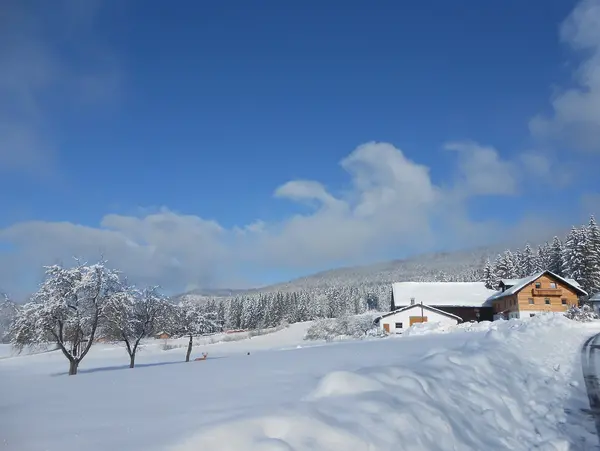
[1,316,599,450]
[392,281,497,307]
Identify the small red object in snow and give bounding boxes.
[194,352,208,361]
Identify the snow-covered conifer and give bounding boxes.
[483,259,499,290]
[563,226,587,285]
[495,250,518,280]
[534,242,551,273]
[584,216,600,296]
[549,236,564,276]
[520,243,536,277]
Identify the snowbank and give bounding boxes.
[400,319,497,337]
[171,314,598,450]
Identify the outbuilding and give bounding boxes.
[376,302,462,334]
[586,292,600,314]
[391,282,497,322]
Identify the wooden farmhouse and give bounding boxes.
[376,282,497,334]
[489,270,587,320]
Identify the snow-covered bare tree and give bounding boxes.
[0,295,19,343]
[10,261,121,375]
[102,285,171,368]
[170,298,218,362]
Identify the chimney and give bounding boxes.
[410,297,415,305]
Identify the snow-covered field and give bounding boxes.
[1,316,600,450]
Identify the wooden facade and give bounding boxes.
[439,306,494,322]
[493,273,581,318]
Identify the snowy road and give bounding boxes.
[582,332,600,440]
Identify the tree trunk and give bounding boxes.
[185,334,193,362]
[69,359,79,376]
[129,340,139,369]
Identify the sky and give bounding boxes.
[1,0,600,299]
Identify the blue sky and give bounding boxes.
[1,0,600,298]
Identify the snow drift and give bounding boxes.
[171,314,598,450]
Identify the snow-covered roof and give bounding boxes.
[378,303,463,322]
[500,279,520,287]
[565,278,582,289]
[488,270,587,301]
[391,282,497,307]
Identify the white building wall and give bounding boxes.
[380,307,459,334]
[518,310,561,319]
[495,310,564,320]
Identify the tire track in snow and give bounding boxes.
[581,332,600,441]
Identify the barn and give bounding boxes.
[376,282,498,334]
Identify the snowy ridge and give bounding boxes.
[171,314,599,450]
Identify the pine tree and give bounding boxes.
[520,243,536,277]
[535,242,552,272]
[563,226,587,284]
[584,216,600,296]
[483,259,499,289]
[495,250,518,280]
[549,236,564,276]
[512,249,524,277]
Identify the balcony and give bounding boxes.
[532,288,562,297]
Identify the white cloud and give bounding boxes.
[530,0,600,152]
[444,141,517,196]
[274,180,343,210]
[0,141,527,298]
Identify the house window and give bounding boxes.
[545,298,551,305]
[528,298,534,304]
[395,322,403,329]
[550,283,557,289]
[530,313,536,317]
[535,282,541,289]
[561,299,567,305]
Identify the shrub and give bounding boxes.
[305,314,380,341]
[565,304,599,322]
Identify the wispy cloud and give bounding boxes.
[530,0,600,153]
[0,141,532,298]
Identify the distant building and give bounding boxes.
[488,270,587,320]
[589,292,600,314]
[375,282,497,333]
[156,332,170,340]
[377,303,462,334]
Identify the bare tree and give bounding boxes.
[102,286,170,368]
[10,261,121,375]
[0,294,19,344]
[170,299,217,362]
